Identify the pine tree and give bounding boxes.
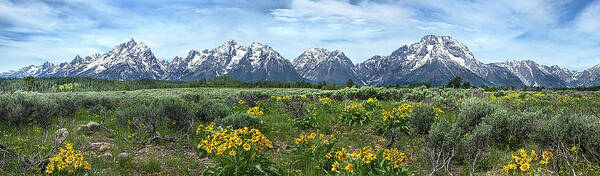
[446,76,462,88]
[346,79,355,88]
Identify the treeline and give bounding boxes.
[2,76,598,93]
[0,76,348,92]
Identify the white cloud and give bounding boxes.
[0,1,98,33]
[0,0,599,72]
[271,0,414,25]
[575,0,600,38]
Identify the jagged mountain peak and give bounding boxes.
[386,34,483,74]
[107,38,151,57]
[219,40,240,48]
[419,35,458,44]
[492,59,575,87]
[2,35,599,87]
[249,42,273,50]
[292,47,359,84]
[165,40,301,82]
[305,47,340,54]
[357,35,523,87]
[225,39,237,44]
[298,48,346,60]
[416,35,470,53]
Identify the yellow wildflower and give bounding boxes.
[344,162,354,173]
[331,161,339,171]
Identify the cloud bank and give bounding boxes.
[0,0,599,72]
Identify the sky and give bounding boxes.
[1,0,600,72]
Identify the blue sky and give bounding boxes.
[1,0,599,72]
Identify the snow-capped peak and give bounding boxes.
[292,47,359,84]
[3,35,599,88]
[390,34,483,72]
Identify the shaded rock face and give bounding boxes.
[292,48,361,85]
[490,60,600,88]
[165,41,303,82]
[356,35,524,87]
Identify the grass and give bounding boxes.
[1,87,600,175]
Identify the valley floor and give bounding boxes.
[1,87,600,175]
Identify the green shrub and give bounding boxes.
[459,123,493,173]
[292,114,318,130]
[275,96,310,119]
[181,93,206,103]
[427,120,462,150]
[233,91,270,107]
[532,112,600,161]
[330,87,411,100]
[114,100,162,140]
[1,92,36,125]
[217,113,261,129]
[424,120,463,175]
[481,109,539,147]
[33,97,58,127]
[52,94,77,117]
[195,98,230,122]
[409,104,438,135]
[0,94,8,122]
[155,97,194,128]
[456,98,499,130]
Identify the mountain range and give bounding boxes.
[2,35,599,88]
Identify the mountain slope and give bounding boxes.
[1,36,597,88]
[0,39,167,81]
[356,35,524,87]
[165,40,302,82]
[575,64,600,87]
[292,48,360,84]
[492,60,571,88]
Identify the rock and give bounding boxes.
[98,152,112,159]
[56,128,69,144]
[90,142,111,152]
[117,152,129,159]
[76,125,89,132]
[87,121,100,131]
[99,144,110,152]
[90,142,105,148]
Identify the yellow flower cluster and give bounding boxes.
[499,92,528,104]
[45,143,91,175]
[328,145,407,173]
[272,95,292,101]
[196,123,216,135]
[238,99,246,105]
[383,148,408,168]
[345,103,365,112]
[294,132,335,145]
[503,149,553,174]
[382,103,413,121]
[433,107,444,120]
[503,93,520,100]
[539,151,553,165]
[365,97,377,103]
[246,106,264,116]
[196,125,273,157]
[318,97,332,104]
